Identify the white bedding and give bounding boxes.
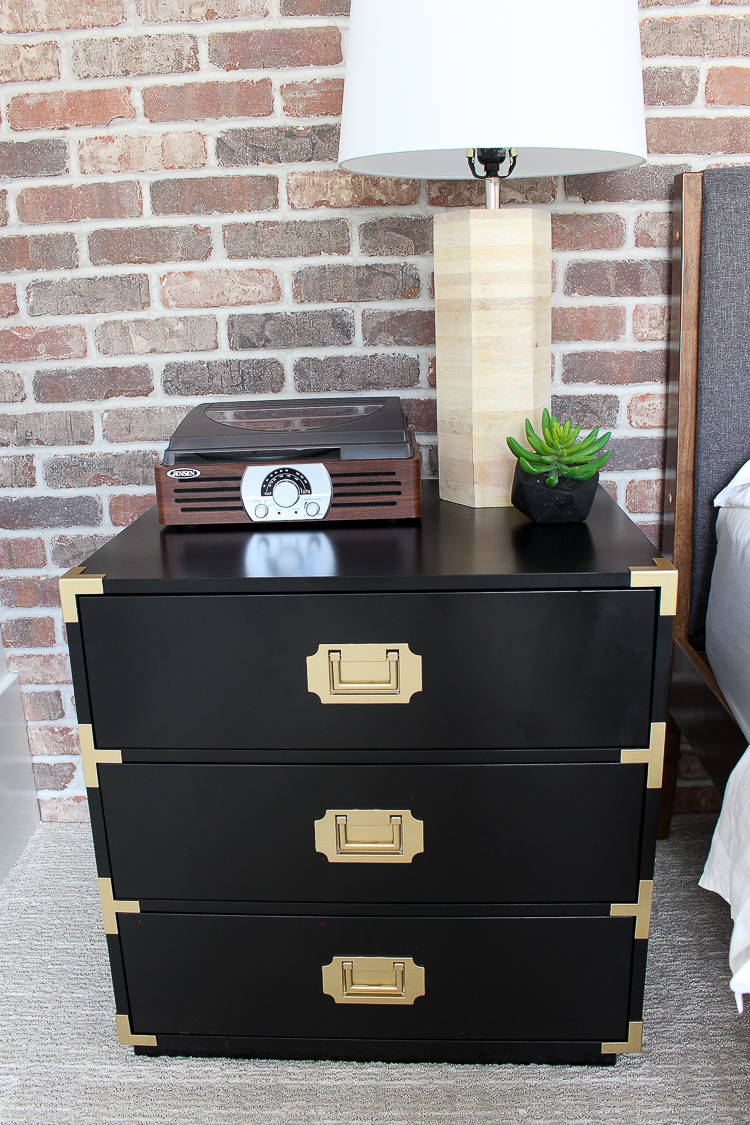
[700,463,750,1011]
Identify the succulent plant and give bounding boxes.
[507,409,611,489]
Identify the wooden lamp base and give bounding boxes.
[433,207,551,507]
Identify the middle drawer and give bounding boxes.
[99,761,645,904]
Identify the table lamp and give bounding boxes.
[339,0,647,507]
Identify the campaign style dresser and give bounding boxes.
[61,482,675,1066]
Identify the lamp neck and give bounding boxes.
[485,178,500,209]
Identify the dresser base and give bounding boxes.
[134,1035,617,1066]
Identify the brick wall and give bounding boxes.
[0,0,737,822]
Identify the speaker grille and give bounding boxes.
[172,476,243,514]
[330,470,402,510]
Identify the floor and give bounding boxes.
[0,816,748,1125]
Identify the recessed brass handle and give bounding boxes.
[315,809,424,863]
[306,643,422,704]
[322,956,425,1005]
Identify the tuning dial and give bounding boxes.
[272,479,300,508]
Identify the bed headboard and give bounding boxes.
[666,169,750,650]
[691,169,750,646]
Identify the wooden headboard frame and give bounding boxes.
[660,172,747,829]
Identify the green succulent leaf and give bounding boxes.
[508,414,612,489]
[519,455,541,476]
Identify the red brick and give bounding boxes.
[0,192,6,228]
[0,412,94,448]
[224,218,349,259]
[426,178,557,207]
[627,393,668,428]
[0,374,24,405]
[294,355,419,393]
[551,307,626,343]
[643,65,700,105]
[0,285,17,318]
[550,394,619,430]
[26,725,78,755]
[281,0,348,11]
[293,264,419,303]
[0,41,59,82]
[672,785,721,814]
[72,34,198,79]
[551,213,625,251]
[217,125,338,167]
[22,690,64,721]
[88,225,211,266]
[281,79,344,118]
[0,538,45,569]
[33,761,76,791]
[161,269,280,308]
[633,304,670,341]
[79,133,206,174]
[401,398,436,434]
[95,316,217,355]
[362,310,435,346]
[33,365,152,403]
[0,139,68,178]
[28,275,149,317]
[606,436,666,472]
[0,234,76,272]
[288,171,418,209]
[640,15,750,57]
[7,653,71,685]
[102,406,191,443]
[150,175,277,216]
[0,326,85,362]
[626,478,664,514]
[428,356,436,388]
[39,797,89,824]
[2,616,56,648]
[0,0,124,32]
[562,350,668,385]
[634,212,672,249]
[0,455,36,488]
[8,88,135,131]
[143,80,272,123]
[565,260,671,297]
[137,0,266,19]
[50,534,111,568]
[45,452,155,490]
[599,480,618,501]
[706,66,750,104]
[16,182,141,225]
[0,496,101,529]
[647,116,750,153]
[209,28,342,71]
[0,577,60,608]
[566,164,690,203]
[109,493,156,526]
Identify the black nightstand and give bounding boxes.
[62,482,675,1066]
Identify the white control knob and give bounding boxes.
[272,480,300,508]
[254,504,268,519]
[305,501,320,517]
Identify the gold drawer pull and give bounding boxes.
[315,809,424,863]
[306,643,422,705]
[322,956,425,1005]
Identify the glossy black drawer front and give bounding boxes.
[120,913,634,1043]
[101,762,645,904]
[80,589,656,750]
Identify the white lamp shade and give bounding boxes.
[339,0,647,179]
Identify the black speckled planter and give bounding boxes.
[511,463,599,524]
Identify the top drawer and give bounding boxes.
[79,589,656,751]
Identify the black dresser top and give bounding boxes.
[81,482,661,595]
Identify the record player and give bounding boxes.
[155,396,422,526]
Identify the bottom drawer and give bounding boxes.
[119,913,635,1043]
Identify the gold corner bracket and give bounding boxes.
[610,880,654,940]
[621,722,666,789]
[59,566,105,624]
[116,1014,157,1048]
[601,1021,643,1056]
[629,557,678,617]
[79,724,122,788]
[98,877,140,935]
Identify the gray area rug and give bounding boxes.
[0,816,748,1125]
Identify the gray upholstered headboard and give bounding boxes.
[690,168,750,648]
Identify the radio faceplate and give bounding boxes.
[240,463,332,522]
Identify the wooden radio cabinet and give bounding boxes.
[62,482,674,1066]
